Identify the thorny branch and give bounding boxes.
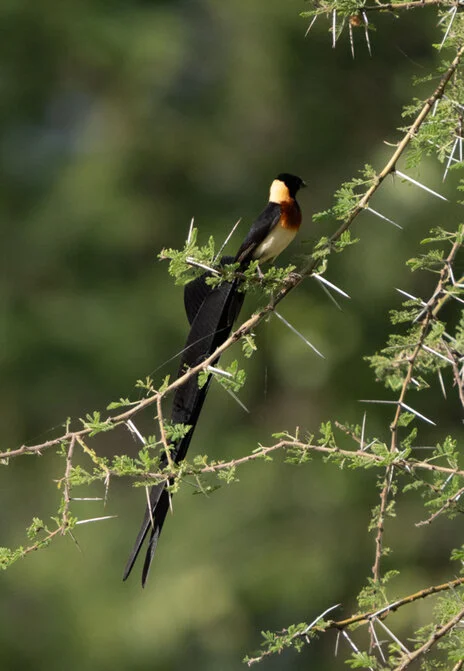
[246,576,464,665]
[60,435,76,533]
[127,437,464,490]
[392,604,464,670]
[416,483,464,525]
[331,576,464,628]
[372,233,463,582]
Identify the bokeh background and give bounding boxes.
[1,2,462,670]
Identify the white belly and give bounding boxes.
[254,225,297,263]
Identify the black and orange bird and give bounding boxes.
[123,173,306,586]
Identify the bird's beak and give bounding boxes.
[302,180,307,188]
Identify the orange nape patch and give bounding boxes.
[280,201,302,230]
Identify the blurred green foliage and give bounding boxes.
[1,1,463,670]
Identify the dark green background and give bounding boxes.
[1,2,461,669]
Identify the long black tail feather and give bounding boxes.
[124,257,245,584]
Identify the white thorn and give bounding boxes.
[305,14,318,37]
[207,365,234,379]
[366,206,403,229]
[422,344,453,364]
[362,11,372,56]
[437,6,455,26]
[303,603,341,634]
[369,621,387,664]
[360,412,367,451]
[313,273,351,298]
[187,217,195,245]
[443,137,459,180]
[411,446,435,451]
[363,439,378,452]
[413,304,430,323]
[439,6,457,51]
[445,291,464,306]
[334,631,341,657]
[426,138,459,161]
[359,399,398,405]
[186,257,220,275]
[396,170,448,201]
[400,401,436,426]
[441,472,454,491]
[69,497,104,501]
[341,631,375,671]
[332,10,337,48]
[274,310,325,359]
[318,279,343,311]
[126,420,147,445]
[215,218,242,262]
[349,23,355,59]
[75,515,117,525]
[360,397,435,424]
[223,387,250,413]
[395,288,427,306]
[373,617,411,655]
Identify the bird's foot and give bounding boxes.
[287,271,302,285]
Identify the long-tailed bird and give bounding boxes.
[123,172,306,586]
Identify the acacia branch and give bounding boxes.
[416,483,464,526]
[392,604,464,670]
[246,576,464,666]
[331,575,464,628]
[135,438,464,489]
[372,232,463,581]
[60,435,76,532]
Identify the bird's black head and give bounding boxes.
[275,173,306,198]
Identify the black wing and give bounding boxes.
[234,202,281,265]
[184,256,235,326]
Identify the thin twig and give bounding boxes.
[416,484,464,525]
[61,435,76,533]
